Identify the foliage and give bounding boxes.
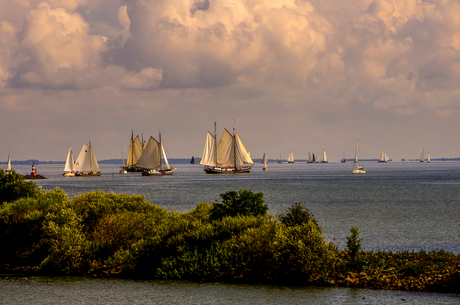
[210,189,268,221]
[279,203,320,231]
[0,169,39,205]
[346,226,362,264]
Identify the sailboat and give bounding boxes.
[307,152,312,163]
[191,156,195,164]
[121,131,145,172]
[278,153,282,163]
[63,146,76,176]
[341,153,346,163]
[378,150,389,163]
[420,148,425,162]
[74,141,101,176]
[312,153,319,163]
[200,121,254,174]
[288,150,294,163]
[138,131,176,176]
[352,140,366,174]
[427,152,430,163]
[119,143,127,174]
[263,153,268,171]
[321,149,328,163]
[5,153,12,174]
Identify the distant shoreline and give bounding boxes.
[1,158,460,165]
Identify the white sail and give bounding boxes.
[379,150,385,162]
[420,148,424,162]
[323,150,327,162]
[216,128,235,167]
[75,142,100,174]
[6,153,11,171]
[384,152,389,162]
[288,150,294,162]
[200,131,217,166]
[427,152,430,163]
[63,146,75,172]
[126,135,143,167]
[134,136,161,169]
[235,131,253,165]
[161,143,171,170]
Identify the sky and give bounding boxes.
[1,0,460,162]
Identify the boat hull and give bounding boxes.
[204,165,252,174]
[142,168,176,176]
[75,172,101,176]
[63,172,75,177]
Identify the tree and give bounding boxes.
[279,203,320,231]
[210,190,268,221]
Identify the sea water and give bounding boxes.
[2,161,459,303]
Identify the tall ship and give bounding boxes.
[120,131,145,172]
[63,145,76,176]
[74,141,101,176]
[288,150,294,163]
[378,150,389,163]
[321,149,328,163]
[139,131,176,176]
[352,140,366,174]
[200,121,254,174]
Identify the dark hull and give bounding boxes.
[121,166,144,172]
[204,166,252,174]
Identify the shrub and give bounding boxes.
[279,203,320,231]
[210,190,268,221]
[0,170,39,205]
[273,222,337,283]
[346,226,362,264]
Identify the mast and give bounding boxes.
[89,140,93,172]
[233,119,236,167]
[159,130,162,170]
[214,121,217,165]
[130,130,134,166]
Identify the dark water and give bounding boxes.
[3,161,460,303]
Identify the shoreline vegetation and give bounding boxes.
[0,170,459,293]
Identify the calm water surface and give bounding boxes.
[3,161,460,303]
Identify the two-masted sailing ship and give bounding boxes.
[200,121,254,174]
[138,131,176,176]
[120,131,146,172]
[378,150,389,163]
[74,141,101,176]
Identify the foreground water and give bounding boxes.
[3,161,460,302]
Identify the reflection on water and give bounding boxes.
[1,276,459,305]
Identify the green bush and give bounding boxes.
[279,203,320,231]
[210,190,268,221]
[273,222,337,283]
[0,169,39,204]
[346,226,362,264]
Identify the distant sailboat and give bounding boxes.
[321,149,328,163]
[427,152,430,163]
[63,145,76,176]
[139,131,177,176]
[74,141,101,176]
[288,150,294,163]
[312,153,319,163]
[191,156,195,164]
[341,153,346,163]
[352,141,366,174]
[263,153,268,171]
[378,150,389,163]
[119,143,127,174]
[200,121,253,174]
[420,148,425,162]
[278,153,282,164]
[5,153,12,174]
